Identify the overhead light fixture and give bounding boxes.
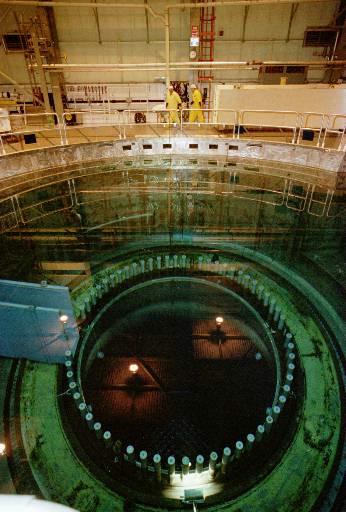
[129,363,139,374]
[0,442,6,456]
[215,316,224,327]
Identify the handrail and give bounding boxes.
[0,108,345,155]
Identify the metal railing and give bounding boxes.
[0,108,345,155]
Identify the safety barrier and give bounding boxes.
[0,108,344,155]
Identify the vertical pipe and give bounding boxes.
[167,455,175,481]
[245,433,255,451]
[287,363,295,375]
[263,291,270,307]
[278,313,286,331]
[221,447,231,474]
[209,451,218,477]
[182,456,190,476]
[282,384,291,398]
[250,279,258,294]
[85,412,94,429]
[265,415,274,433]
[140,450,148,471]
[64,360,72,370]
[196,454,204,473]
[234,441,244,459]
[273,304,281,323]
[73,391,82,407]
[164,9,170,87]
[66,370,74,384]
[278,395,287,407]
[93,422,102,439]
[284,332,293,348]
[103,431,112,448]
[153,454,162,482]
[272,405,281,422]
[257,285,264,301]
[126,445,135,463]
[255,424,265,442]
[64,349,72,360]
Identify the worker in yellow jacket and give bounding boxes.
[189,83,204,123]
[166,85,182,124]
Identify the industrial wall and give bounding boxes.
[0,0,339,85]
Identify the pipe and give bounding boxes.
[164,9,170,87]
[0,0,331,7]
[35,60,346,71]
[330,30,340,61]
[168,0,330,8]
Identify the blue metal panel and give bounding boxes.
[0,280,79,363]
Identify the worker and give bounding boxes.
[166,85,182,124]
[189,83,204,123]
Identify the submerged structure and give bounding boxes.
[0,137,344,511]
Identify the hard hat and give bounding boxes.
[168,85,174,90]
[190,83,196,88]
